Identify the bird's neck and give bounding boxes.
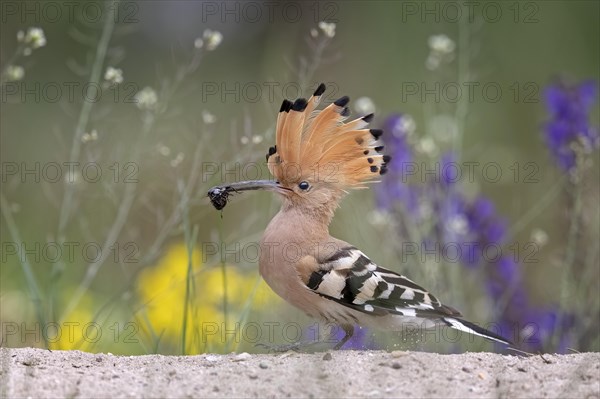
[264,204,332,244]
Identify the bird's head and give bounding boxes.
[208,83,390,220]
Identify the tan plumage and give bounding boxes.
[208,83,511,349]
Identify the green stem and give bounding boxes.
[57,1,118,234]
[232,275,263,352]
[454,9,471,159]
[218,221,230,352]
[508,175,566,237]
[55,0,119,324]
[0,193,48,346]
[298,37,329,90]
[0,44,24,86]
[182,215,199,355]
[60,110,152,323]
[553,177,582,349]
[445,10,471,314]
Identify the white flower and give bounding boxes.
[390,114,416,138]
[134,87,158,110]
[202,110,216,124]
[573,135,595,154]
[157,143,171,156]
[194,38,204,49]
[430,114,458,142]
[170,152,185,168]
[416,137,438,157]
[425,54,441,71]
[4,65,25,82]
[310,28,319,38]
[530,228,549,247]
[104,67,123,85]
[240,136,249,145]
[400,115,416,136]
[428,34,455,55]
[354,96,376,115]
[23,27,46,49]
[368,209,390,227]
[203,29,223,51]
[81,129,99,143]
[446,214,468,236]
[318,21,336,38]
[252,135,263,144]
[426,34,455,70]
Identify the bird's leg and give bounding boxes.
[256,323,352,353]
[333,325,354,350]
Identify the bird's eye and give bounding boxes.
[298,181,310,191]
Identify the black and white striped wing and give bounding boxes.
[305,246,511,345]
[306,246,461,319]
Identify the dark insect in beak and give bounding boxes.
[208,187,230,210]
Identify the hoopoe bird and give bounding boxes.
[208,83,511,349]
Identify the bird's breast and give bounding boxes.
[258,238,298,297]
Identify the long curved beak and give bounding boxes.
[211,180,281,193]
[207,180,287,210]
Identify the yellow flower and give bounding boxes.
[48,294,96,351]
[136,243,277,354]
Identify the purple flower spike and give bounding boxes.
[440,151,459,185]
[385,114,413,173]
[543,80,599,172]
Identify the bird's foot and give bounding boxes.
[332,325,355,350]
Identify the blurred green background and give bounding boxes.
[1,0,598,354]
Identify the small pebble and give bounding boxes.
[462,366,471,373]
[391,351,408,358]
[391,362,402,369]
[95,356,102,362]
[233,352,252,362]
[259,363,268,369]
[322,353,332,361]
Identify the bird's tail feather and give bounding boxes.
[442,317,512,345]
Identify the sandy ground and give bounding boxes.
[0,348,598,398]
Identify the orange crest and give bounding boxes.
[266,83,390,189]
